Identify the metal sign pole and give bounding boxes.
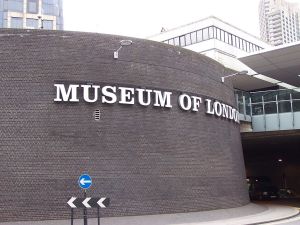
[97,206,100,225]
[71,208,74,225]
[83,190,88,225]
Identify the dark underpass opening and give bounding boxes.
[242,130,300,202]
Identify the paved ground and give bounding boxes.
[257,199,300,225]
[1,202,299,225]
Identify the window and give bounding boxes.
[179,35,185,47]
[168,39,174,45]
[6,0,23,12]
[228,34,232,45]
[208,26,214,38]
[203,28,209,40]
[11,17,22,28]
[224,32,229,43]
[236,37,241,48]
[264,102,277,114]
[196,29,203,42]
[191,31,197,44]
[42,0,59,16]
[220,30,225,41]
[26,18,38,28]
[43,19,53,30]
[252,104,264,115]
[27,0,38,13]
[278,102,291,113]
[174,37,179,46]
[185,33,191,46]
[216,27,221,40]
[232,35,236,47]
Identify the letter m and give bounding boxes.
[54,84,79,102]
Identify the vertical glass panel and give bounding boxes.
[43,19,53,30]
[224,32,229,43]
[236,37,240,48]
[212,26,217,38]
[249,43,254,52]
[174,37,179,46]
[26,18,38,28]
[179,35,185,46]
[27,0,38,13]
[196,29,203,42]
[263,92,277,102]
[220,30,225,41]
[278,101,291,113]
[208,26,214,38]
[238,102,244,114]
[251,92,263,103]
[292,90,300,99]
[168,39,174,45]
[278,90,291,100]
[11,17,22,28]
[185,33,191,46]
[191,31,196,44]
[252,104,264,115]
[246,42,250,52]
[216,28,221,40]
[7,0,23,12]
[228,34,232,45]
[0,12,3,27]
[42,0,59,16]
[293,100,300,111]
[203,28,209,40]
[264,102,277,114]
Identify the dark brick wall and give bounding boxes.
[0,29,249,222]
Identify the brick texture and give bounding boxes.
[0,29,249,222]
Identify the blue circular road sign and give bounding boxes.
[78,174,92,189]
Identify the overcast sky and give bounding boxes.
[63,0,300,39]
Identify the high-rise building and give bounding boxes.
[0,0,63,30]
[259,0,300,46]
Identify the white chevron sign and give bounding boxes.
[67,197,110,208]
[82,197,92,208]
[67,197,77,208]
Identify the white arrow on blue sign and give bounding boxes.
[78,174,92,189]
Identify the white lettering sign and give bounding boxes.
[54,83,239,124]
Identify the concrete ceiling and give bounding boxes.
[239,41,300,87]
[231,74,276,91]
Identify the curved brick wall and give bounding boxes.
[0,29,249,222]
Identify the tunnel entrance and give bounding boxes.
[242,130,300,201]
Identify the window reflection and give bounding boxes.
[27,0,38,14]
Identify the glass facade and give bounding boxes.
[163,26,264,53]
[236,89,300,116]
[236,89,300,131]
[0,0,63,30]
[26,18,38,28]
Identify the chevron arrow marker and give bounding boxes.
[97,197,109,208]
[82,197,92,208]
[67,197,77,208]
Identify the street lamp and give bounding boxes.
[113,40,133,59]
[221,70,248,83]
[37,16,44,29]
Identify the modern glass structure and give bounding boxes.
[236,89,300,132]
[0,0,63,30]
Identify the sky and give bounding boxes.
[63,0,300,39]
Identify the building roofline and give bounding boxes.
[148,15,268,44]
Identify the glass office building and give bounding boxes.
[0,0,63,30]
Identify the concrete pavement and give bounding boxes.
[0,203,299,225]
